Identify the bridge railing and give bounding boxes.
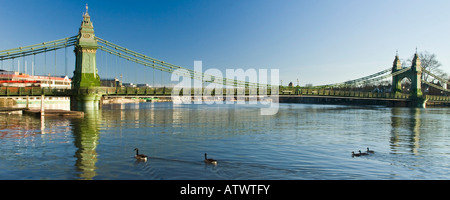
[426,95,450,102]
[100,87,273,96]
[0,87,72,96]
[279,87,412,99]
[0,87,447,102]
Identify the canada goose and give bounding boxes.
[352,151,361,157]
[367,147,375,154]
[359,150,368,156]
[204,153,217,164]
[134,148,148,161]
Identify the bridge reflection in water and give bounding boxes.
[1,102,450,179]
[66,103,431,179]
[72,110,100,180]
[67,104,443,179]
[388,107,450,158]
[390,108,422,155]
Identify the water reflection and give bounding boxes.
[2,102,449,179]
[390,108,421,155]
[0,114,71,138]
[72,109,101,180]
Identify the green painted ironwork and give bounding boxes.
[96,37,273,88]
[72,9,100,89]
[0,86,448,105]
[391,53,423,98]
[0,36,76,61]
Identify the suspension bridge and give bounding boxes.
[0,6,449,109]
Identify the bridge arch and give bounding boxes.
[391,53,423,98]
[398,77,412,93]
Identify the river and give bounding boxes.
[0,102,449,179]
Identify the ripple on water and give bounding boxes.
[1,103,450,179]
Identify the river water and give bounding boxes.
[0,102,449,180]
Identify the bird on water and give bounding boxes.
[358,150,368,156]
[352,151,361,157]
[352,148,374,157]
[134,148,148,162]
[204,153,217,165]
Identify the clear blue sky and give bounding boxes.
[1,0,449,86]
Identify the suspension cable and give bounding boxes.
[0,36,77,61]
[423,79,450,92]
[422,68,449,85]
[315,67,403,88]
[96,37,266,88]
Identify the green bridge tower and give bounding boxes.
[391,52,426,107]
[71,4,102,109]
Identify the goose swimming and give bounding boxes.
[204,153,217,164]
[134,148,148,161]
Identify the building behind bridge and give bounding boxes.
[100,78,122,87]
[0,70,71,89]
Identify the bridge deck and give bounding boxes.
[0,87,448,105]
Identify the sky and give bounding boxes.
[1,0,450,86]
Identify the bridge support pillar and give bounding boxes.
[412,98,427,108]
[26,96,29,109]
[71,93,102,110]
[40,94,45,115]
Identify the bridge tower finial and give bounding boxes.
[83,3,90,18]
